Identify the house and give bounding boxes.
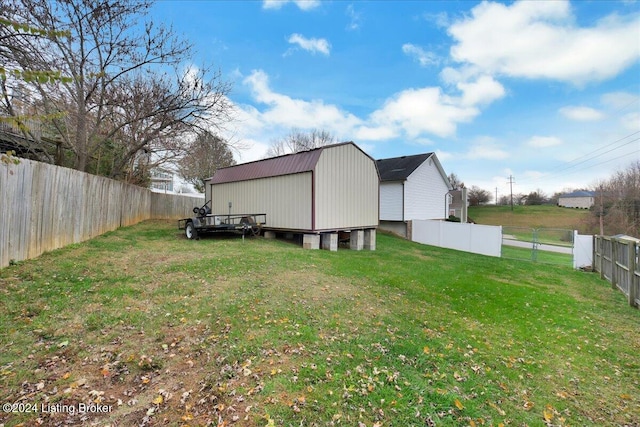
[448,189,468,219]
[205,142,379,250]
[150,167,175,193]
[558,190,595,209]
[376,153,453,237]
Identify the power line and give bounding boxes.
[547,131,639,175]
[549,136,639,176]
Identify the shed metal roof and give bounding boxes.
[560,190,595,198]
[376,153,434,182]
[207,141,362,185]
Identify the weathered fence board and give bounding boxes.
[0,158,204,268]
[594,235,639,308]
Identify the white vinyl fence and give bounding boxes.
[411,220,596,270]
[410,220,502,257]
[573,231,593,269]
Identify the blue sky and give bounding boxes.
[152,0,639,199]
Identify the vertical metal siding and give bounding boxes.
[314,144,379,230]
[209,173,312,230]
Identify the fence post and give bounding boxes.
[611,239,617,289]
[593,235,599,273]
[629,241,638,308]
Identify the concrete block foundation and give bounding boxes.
[350,230,364,251]
[321,233,338,251]
[264,231,276,239]
[303,234,320,250]
[364,229,376,251]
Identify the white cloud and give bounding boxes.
[354,125,398,141]
[448,0,640,84]
[367,73,504,139]
[466,141,509,160]
[345,4,362,31]
[621,111,640,131]
[242,69,361,136]
[402,43,438,67]
[601,91,640,109]
[369,87,478,138]
[456,75,505,106]
[559,106,604,121]
[287,33,331,55]
[263,0,320,11]
[527,136,563,148]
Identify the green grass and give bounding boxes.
[469,205,592,233]
[501,245,573,266]
[1,220,638,426]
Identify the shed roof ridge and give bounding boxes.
[206,141,362,185]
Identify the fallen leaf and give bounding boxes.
[423,346,430,354]
[454,398,464,410]
[543,407,554,422]
[152,395,163,405]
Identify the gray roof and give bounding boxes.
[376,153,434,182]
[560,190,595,198]
[207,141,370,185]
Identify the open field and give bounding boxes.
[1,220,639,426]
[469,205,592,232]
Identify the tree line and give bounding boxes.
[1,0,235,191]
[449,161,639,236]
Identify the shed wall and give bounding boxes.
[380,182,404,221]
[404,159,450,220]
[558,196,593,209]
[314,144,379,230]
[208,172,312,230]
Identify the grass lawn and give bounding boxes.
[501,245,573,267]
[469,205,592,233]
[1,220,638,426]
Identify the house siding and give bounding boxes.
[380,182,404,221]
[558,196,594,209]
[404,157,450,220]
[209,172,312,230]
[314,143,379,230]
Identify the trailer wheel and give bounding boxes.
[185,221,198,240]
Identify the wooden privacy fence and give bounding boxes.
[1,158,203,268]
[594,235,639,308]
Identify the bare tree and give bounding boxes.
[447,172,464,190]
[178,131,235,193]
[467,186,491,206]
[265,128,335,158]
[1,0,233,178]
[589,161,640,236]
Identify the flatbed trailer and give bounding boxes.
[178,201,266,240]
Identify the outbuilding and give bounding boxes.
[377,153,452,237]
[558,191,595,209]
[204,142,379,250]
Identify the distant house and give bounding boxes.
[376,153,453,237]
[150,167,175,193]
[448,189,468,219]
[558,191,595,209]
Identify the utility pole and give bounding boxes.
[508,175,515,211]
[495,187,498,206]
